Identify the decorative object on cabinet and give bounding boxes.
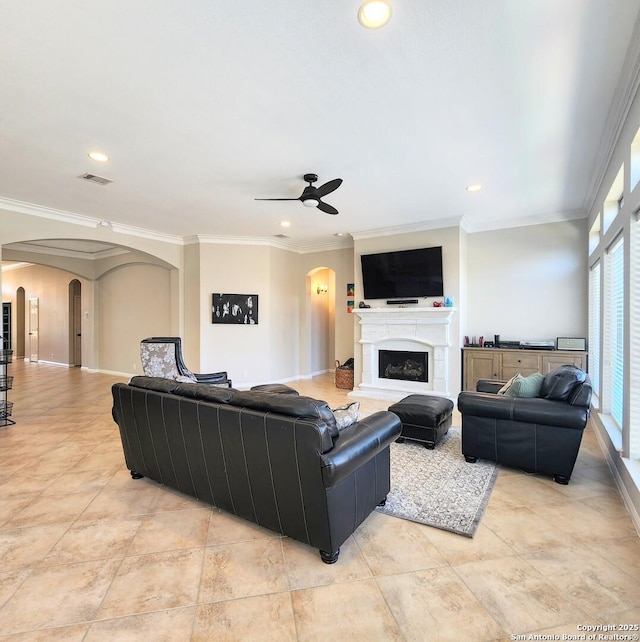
[556,337,587,351]
[462,346,588,391]
[0,349,14,426]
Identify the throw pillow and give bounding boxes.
[502,372,544,398]
[332,401,360,431]
[497,374,519,395]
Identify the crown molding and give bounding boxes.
[350,216,465,241]
[0,197,183,245]
[5,242,129,261]
[1,262,32,272]
[584,12,640,217]
[460,208,587,234]
[184,234,353,254]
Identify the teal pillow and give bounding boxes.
[502,372,544,398]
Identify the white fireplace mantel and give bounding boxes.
[351,306,457,400]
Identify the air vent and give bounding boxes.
[274,234,290,238]
[79,173,113,186]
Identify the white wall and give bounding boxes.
[466,220,588,342]
[352,221,587,396]
[354,226,462,393]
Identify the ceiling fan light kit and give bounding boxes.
[255,173,343,215]
[358,1,392,29]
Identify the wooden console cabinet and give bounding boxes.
[462,347,588,391]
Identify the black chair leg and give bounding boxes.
[320,549,340,564]
[464,456,477,463]
[130,470,144,479]
[553,475,570,485]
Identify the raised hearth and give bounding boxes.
[351,307,455,400]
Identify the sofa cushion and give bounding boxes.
[228,391,339,437]
[540,365,587,402]
[501,372,544,398]
[332,401,360,431]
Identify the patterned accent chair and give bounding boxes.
[139,337,232,387]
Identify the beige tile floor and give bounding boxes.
[0,360,639,640]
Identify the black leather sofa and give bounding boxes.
[111,376,401,563]
[457,365,592,484]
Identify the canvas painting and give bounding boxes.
[212,294,258,324]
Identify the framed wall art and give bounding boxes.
[212,293,258,324]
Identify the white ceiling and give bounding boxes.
[1,1,640,251]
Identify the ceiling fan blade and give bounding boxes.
[317,200,339,215]
[254,198,301,201]
[315,178,342,198]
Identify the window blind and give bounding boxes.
[630,217,640,459]
[608,238,624,428]
[589,262,601,399]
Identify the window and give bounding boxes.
[589,262,601,401]
[603,236,624,428]
[630,215,640,459]
[603,165,624,234]
[589,215,601,256]
[631,125,640,192]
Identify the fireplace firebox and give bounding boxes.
[378,350,428,383]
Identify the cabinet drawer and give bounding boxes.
[501,353,540,370]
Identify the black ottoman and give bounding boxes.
[250,383,299,396]
[388,394,454,449]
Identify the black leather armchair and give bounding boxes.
[457,365,592,484]
[140,337,232,387]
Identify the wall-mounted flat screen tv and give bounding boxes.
[360,246,444,299]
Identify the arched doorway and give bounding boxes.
[69,279,82,367]
[16,287,25,358]
[306,267,336,375]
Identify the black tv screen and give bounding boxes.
[360,246,444,300]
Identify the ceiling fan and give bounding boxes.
[255,173,343,215]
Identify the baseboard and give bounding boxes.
[592,414,640,537]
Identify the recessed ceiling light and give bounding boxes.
[358,0,392,29]
[281,220,291,228]
[466,184,482,192]
[88,151,109,162]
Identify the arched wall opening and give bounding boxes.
[68,279,82,366]
[16,287,25,358]
[306,267,336,375]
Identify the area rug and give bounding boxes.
[375,427,499,537]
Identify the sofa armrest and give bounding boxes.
[321,411,402,488]
[458,391,589,430]
[476,379,504,394]
[194,372,231,386]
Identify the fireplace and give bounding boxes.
[379,350,428,382]
[351,307,456,400]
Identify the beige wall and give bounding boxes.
[1,261,173,373]
[1,203,587,391]
[197,243,273,386]
[300,247,355,368]
[1,264,81,366]
[97,264,173,374]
